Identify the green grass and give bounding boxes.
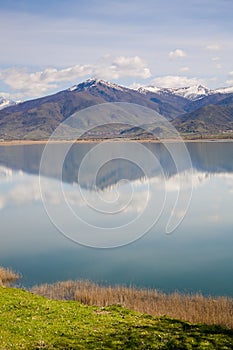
[0,287,232,349]
[32,280,233,329]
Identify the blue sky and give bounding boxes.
[0,0,233,100]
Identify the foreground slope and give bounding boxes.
[0,287,232,349]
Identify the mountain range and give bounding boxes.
[139,84,233,101]
[0,78,233,140]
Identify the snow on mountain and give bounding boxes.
[68,78,126,92]
[138,84,233,101]
[137,86,161,94]
[68,85,78,92]
[169,85,214,101]
[215,86,233,94]
[139,84,215,101]
[68,79,233,102]
[0,97,16,110]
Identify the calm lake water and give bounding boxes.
[0,141,232,296]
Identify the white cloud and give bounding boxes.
[225,71,233,85]
[211,57,220,61]
[93,55,151,80]
[0,65,93,97]
[180,66,190,72]
[205,44,220,51]
[226,79,233,86]
[150,75,204,88]
[169,49,187,59]
[215,64,222,69]
[0,56,151,98]
[111,56,151,78]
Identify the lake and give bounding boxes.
[0,141,232,296]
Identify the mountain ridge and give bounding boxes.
[0,78,233,140]
[138,84,233,101]
[2,79,233,111]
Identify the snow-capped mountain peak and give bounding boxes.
[168,85,213,101]
[138,84,215,101]
[138,83,233,101]
[68,79,233,102]
[68,78,125,92]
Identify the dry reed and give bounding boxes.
[0,266,21,286]
[32,280,233,329]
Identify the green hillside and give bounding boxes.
[173,104,233,134]
[0,287,232,349]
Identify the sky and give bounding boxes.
[0,0,233,101]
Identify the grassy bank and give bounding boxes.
[1,267,233,348]
[1,286,233,349]
[32,280,233,329]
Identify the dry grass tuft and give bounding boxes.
[32,280,233,329]
[0,266,21,286]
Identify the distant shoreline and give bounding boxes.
[0,138,233,146]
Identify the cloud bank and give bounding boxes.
[0,56,151,98]
[150,75,204,88]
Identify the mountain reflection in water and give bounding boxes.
[0,141,232,296]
